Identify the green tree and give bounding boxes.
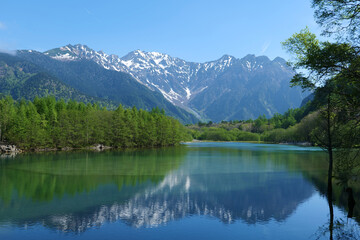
[282,16,360,189]
[0,96,15,142]
[283,1,360,237]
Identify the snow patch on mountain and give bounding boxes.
[185,87,191,100]
[44,44,295,119]
[51,53,77,61]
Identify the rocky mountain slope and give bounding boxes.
[15,50,198,123]
[43,44,306,121]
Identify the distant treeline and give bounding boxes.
[0,96,191,150]
[187,101,318,143]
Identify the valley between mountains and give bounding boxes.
[1,44,307,123]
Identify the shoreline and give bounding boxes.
[182,140,264,144]
[0,140,315,157]
[182,139,313,146]
[0,143,185,157]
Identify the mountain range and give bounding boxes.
[42,44,307,121]
[3,51,197,123]
[1,44,307,123]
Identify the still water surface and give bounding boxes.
[0,142,358,239]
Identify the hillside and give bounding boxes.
[14,51,198,123]
[43,44,307,121]
[0,53,112,107]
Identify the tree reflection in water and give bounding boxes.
[1,143,360,239]
[315,186,359,240]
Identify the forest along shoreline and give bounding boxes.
[0,96,192,155]
[0,94,319,156]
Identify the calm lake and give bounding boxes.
[0,142,359,240]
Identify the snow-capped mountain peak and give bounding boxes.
[43,44,300,120]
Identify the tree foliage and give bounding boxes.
[0,96,191,149]
[283,1,360,194]
[312,0,360,41]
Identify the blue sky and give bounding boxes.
[0,0,321,62]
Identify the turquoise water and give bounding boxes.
[0,142,357,239]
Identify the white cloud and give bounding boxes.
[0,48,16,55]
[0,22,6,30]
[0,41,16,55]
[260,41,271,55]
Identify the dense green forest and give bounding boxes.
[0,96,191,150]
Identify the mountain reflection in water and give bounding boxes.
[0,142,353,237]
